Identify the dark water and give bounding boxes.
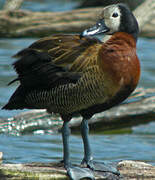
[0,0,155,166]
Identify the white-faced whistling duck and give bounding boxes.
[2,3,140,180]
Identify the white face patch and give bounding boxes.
[103,5,121,34]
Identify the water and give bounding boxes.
[0,133,155,165]
[0,0,80,12]
[0,0,155,166]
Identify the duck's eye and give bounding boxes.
[112,12,118,18]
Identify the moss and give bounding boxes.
[0,163,68,180]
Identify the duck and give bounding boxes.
[2,3,140,180]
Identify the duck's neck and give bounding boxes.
[102,35,112,43]
[102,32,137,47]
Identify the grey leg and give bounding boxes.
[81,118,94,168]
[62,121,71,169]
[61,121,95,180]
[81,118,120,176]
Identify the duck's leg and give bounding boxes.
[81,118,120,175]
[81,118,93,168]
[61,121,94,180]
[62,121,71,169]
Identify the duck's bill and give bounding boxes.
[81,19,110,37]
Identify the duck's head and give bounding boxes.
[81,3,139,41]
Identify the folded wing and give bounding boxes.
[12,34,101,89]
[3,34,102,111]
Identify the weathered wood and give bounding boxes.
[117,161,155,179]
[133,0,155,37]
[0,88,155,135]
[3,0,24,11]
[0,0,154,38]
[0,160,155,179]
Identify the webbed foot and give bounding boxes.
[66,165,95,180]
[81,159,120,175]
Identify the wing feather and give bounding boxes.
[11,34,102,90]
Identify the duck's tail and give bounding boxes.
[2,86,27,110]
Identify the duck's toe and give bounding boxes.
[67,166,95,180]
[81,159,120,176]
[91,161,120,175]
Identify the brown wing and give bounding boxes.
[11,34,102,89]
[28,34,101,70]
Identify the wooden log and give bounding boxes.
[0,0,154,38]
[0,160,155,179]
[0,87,155,135]
[117,161,155,179]
[133,0,155,37]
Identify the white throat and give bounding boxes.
[102,35,112,43]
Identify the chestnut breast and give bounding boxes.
[99,32,140,96]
